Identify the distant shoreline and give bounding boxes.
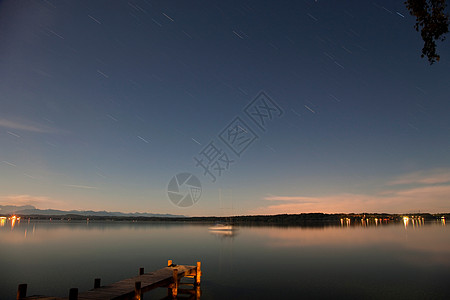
[6,212,448,226]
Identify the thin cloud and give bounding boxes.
[1,161,17,167]
[255,169,450,214]
[258,193,381,214]
[256,184,450,214]
[0,118,63,134]
[0,194,64,208]
[264,196,317,203]
[388,168,450,185]
[63,184,98,189]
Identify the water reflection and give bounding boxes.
[337,215,433,229]
[339,216,398,228]
[403,216,409,229]
[340,218,351,227]
[209,230,239,239]
[1,215,21,230]
[0,221,448,299]
[402,216,427,229]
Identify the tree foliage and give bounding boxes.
[405,0,449,64]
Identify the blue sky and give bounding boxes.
[1,0,449,216]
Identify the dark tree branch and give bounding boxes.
[405,0,449,64]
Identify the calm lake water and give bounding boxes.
[1,220,449,299]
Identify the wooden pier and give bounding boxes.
[17,260,201,300]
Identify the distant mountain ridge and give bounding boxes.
[0,205,184,218]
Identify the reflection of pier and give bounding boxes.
[17,260,201,300]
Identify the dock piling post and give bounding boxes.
[94,278,101,288]
[171,268,178,298]
[16,283,27,299]
[69,288,78,300]
[134,281,142,300]
[195,285,201,299]
[195,261,202,286]
[139,267,144,275]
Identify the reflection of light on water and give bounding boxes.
[442,217,446,226]
[8,215,20,229]
[411,217,424,228]
[0,217,6,227]
[210,230,234,236]
[209,229,238,239]
[360,218,369,226]
[403,216,427,228]
[340,218,351,227]
[403,216,409,229]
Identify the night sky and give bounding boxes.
[1,0,449,216]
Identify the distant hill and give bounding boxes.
[0,205,184,218]
[0,205,36,215]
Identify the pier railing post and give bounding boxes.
[94,278,101,288]
[69,288,78,300]
[134,281,142,300]
[17,283,27,299]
